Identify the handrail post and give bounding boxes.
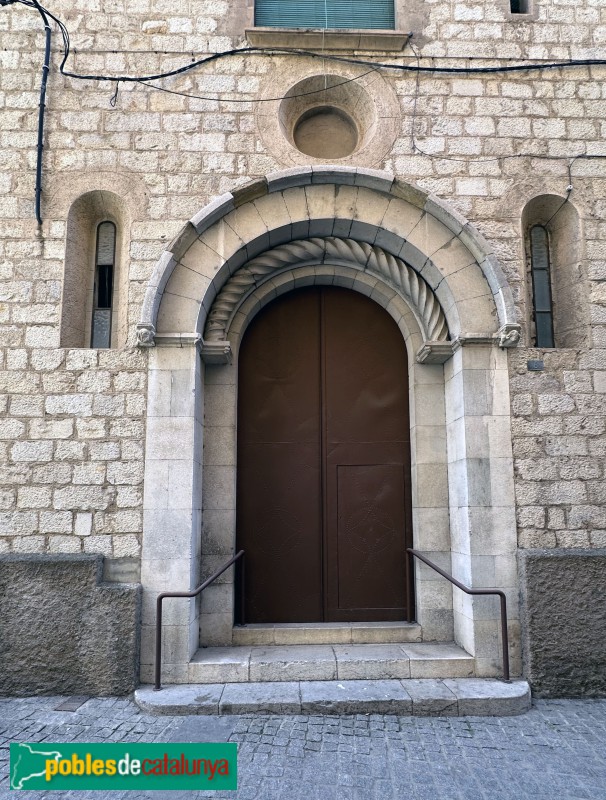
[153,550,244,691]
[499,592,510,682]
[154,595,163,691]
[405,548,412,623]
[239,556,246,627]
[407,548,511,682]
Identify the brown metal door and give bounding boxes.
[237,286,412,623]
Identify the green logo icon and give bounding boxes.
[10,742,237,791]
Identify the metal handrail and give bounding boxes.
[154,549,245,691]
[406,548,510,682]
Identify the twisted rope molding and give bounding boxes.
[203,237,449,343]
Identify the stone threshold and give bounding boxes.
[188,642,475,683]
[135,679,531,717]
[232,621,422,646]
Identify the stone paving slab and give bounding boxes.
[188,641,474,683]
[404,678,459,716]
[1,695,606,799]
[300,680,413,715]
[135,679,531,717]
[220,682,301,715]
[443,677,533,716]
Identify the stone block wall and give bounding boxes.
[0,349,147,567]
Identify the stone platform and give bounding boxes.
[135,678,531,717]
[187,642,476,683]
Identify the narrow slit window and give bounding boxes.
[510,0,529,13]
[91,221,116,348]
[530,225,554,348]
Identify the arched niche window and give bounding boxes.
[522,195,588,349]
[61,191,128,349]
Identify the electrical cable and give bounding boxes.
[137,68,378,104]
[3,0,606,228]
[5,0,606,84]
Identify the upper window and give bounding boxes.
[255,0,395,29]
[91,222,116,348]
[523,195,588,350]
[529,225,554,349]
[61,191,127,350]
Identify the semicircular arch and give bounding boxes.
[138,168,519,356]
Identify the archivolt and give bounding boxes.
[204,236,449,344]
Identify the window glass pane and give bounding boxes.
[92,221,115,348]
[97,263,113,309]
[255,0,394,29]
[96,222,116,267]
[530,225,554,347]
[532,269,552,312]
[535,313,554,349]
[91,309,111,348]
[530,226,549,271]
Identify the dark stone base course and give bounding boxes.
[520,549,606,698]
[0,554,141,696]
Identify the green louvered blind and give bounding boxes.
[255,0,395,29]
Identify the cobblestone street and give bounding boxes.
[1,696,606,799]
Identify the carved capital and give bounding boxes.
[136,323,156,347]
[201,340,233,365]
[498,323,522,348]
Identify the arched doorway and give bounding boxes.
[236,286,413,624]
[140,169,521,680]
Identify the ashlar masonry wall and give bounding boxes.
[1,0,606,578]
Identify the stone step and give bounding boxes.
[232,621,423,646]
[135,678,531,717]
[188,642,475,684]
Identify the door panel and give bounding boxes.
[236,286,412,623]
[322,288,410,620]
[237,290,322,622]
[335,465,407,613]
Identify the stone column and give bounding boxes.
[140,339,203,684]
[445,342,519,677]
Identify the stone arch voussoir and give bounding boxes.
[138,168,520,356]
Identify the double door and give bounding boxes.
[236,286,412,623]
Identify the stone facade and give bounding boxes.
[1,0,606,695]
[0,554,141,695]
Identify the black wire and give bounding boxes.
[137,68,378,104]
[7,0,606,84]
[6,0,606,165]
[61,47,606,83]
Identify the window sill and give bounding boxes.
[245,27,411,52]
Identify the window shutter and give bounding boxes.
[255,0,394,29]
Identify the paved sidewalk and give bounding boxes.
[1,695,606,799]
